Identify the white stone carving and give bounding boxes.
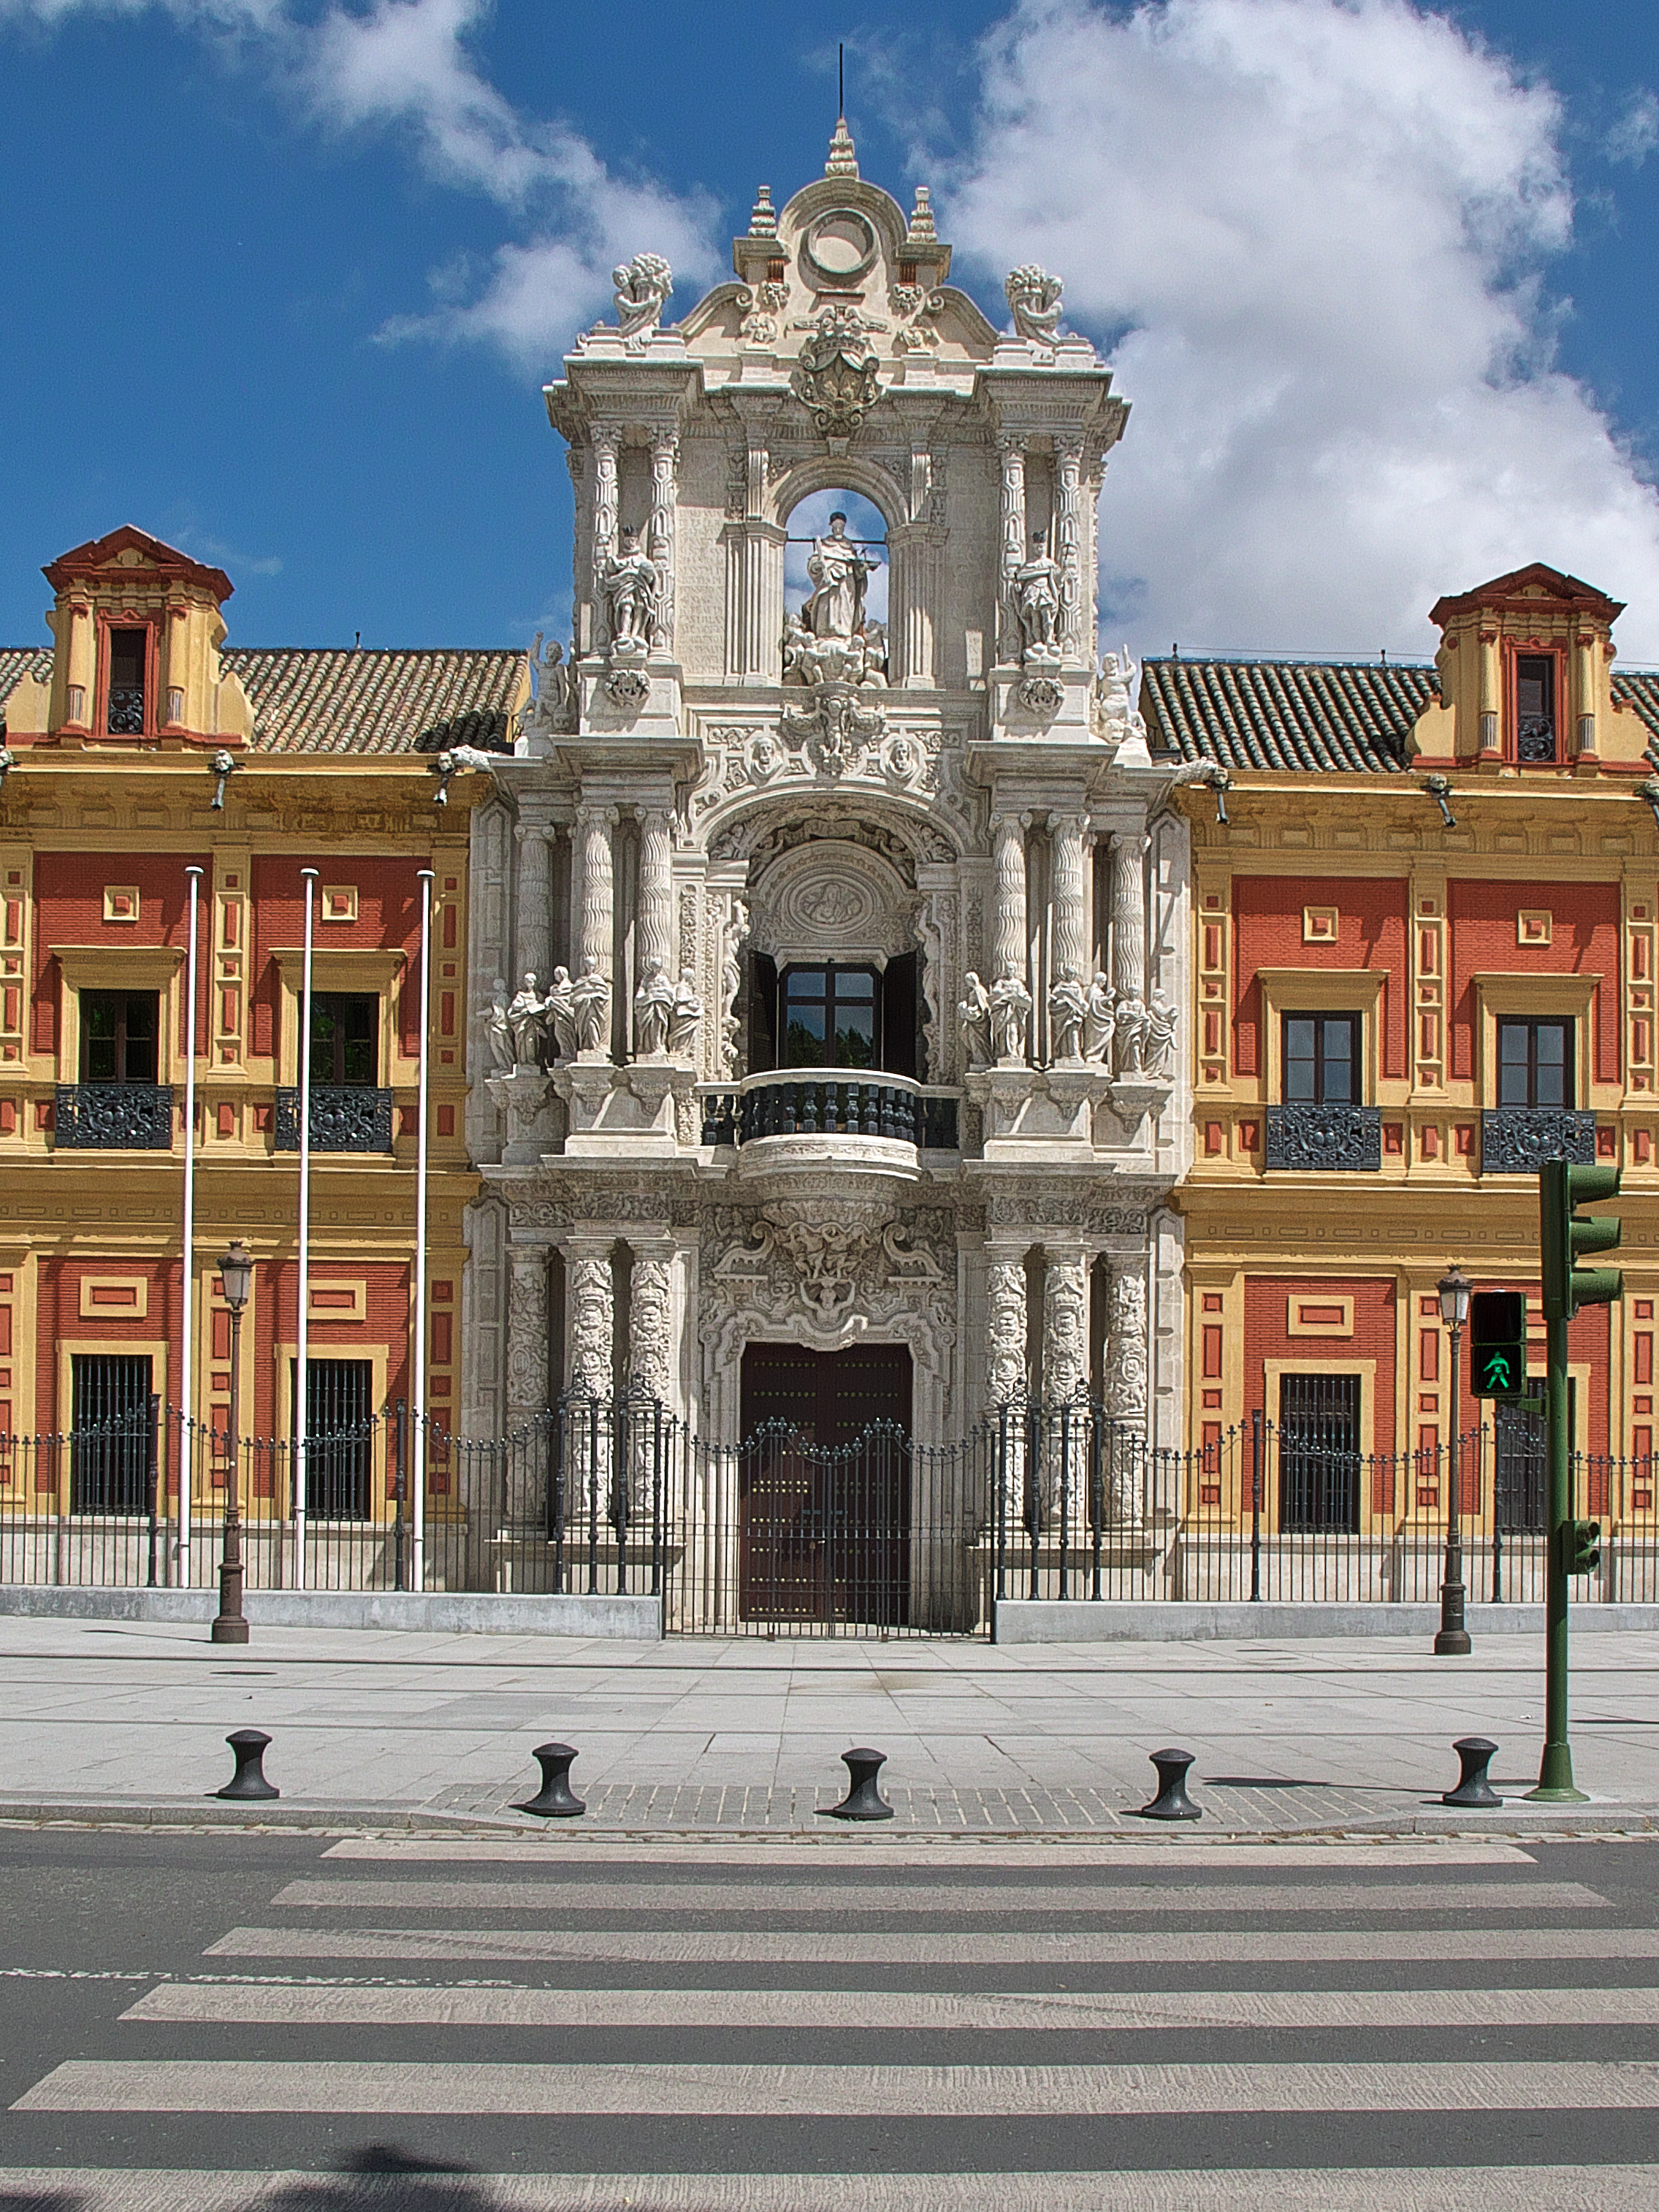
[1005,264,1063,345]
[804,513,880,642]
[986,1259,1028,1404]
[790,306,882,438]
[507,972,547,1067]
[750,841,912,969]
[779,686,887,777]
[1107,1265,1149,1434]
[484,980,514,1073]
[718,896,749,1078]
[989,969,1033,1065]
[1048,972,1087,1064]
[1013,530,1061,663]
[523,633,573,739]
[633,953,674,1059]
[544,966,578,1063]
[1043,1250,1089,1405]
[958,971,993,1071]
[567,1246,615,1400]
[601,527,660,658]
[1144,989,1177,1080]
[605,666,650,712]
[1083,972,1115,1066]
[571,958,611,1056]
[667,966,703,1058]
[611,252,673,346]
[1116,991,1148,1077]
[628,1250,674,1403]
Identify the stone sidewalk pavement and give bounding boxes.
[0,1613,1655,1836]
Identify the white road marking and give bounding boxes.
[323,1837,1535,1868]
[204,1922,1659,1966]
[119,1980,1659,2032]
[22,2057,1659,2116]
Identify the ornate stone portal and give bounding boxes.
[462,121,1190,1626]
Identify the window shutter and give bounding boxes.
[749,953,778,1072]
[882,952,918,1078]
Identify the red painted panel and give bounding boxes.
[1447,880,1620,1084]
[1232,877,1408,1081]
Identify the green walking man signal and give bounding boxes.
[1540,1160,1623,1319]
[1469,1289,1526,1400]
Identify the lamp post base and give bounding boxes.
[210,1614,250,1645]
[1433,1623,1472,1657]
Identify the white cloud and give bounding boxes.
[1608,88,1659,168]
[944,0,1659,657]
[0,0,720,366]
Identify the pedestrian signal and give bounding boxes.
[1540,1160,1622,1322]
[1469,1290,1527,1400]
[1563,1519,1601,1576]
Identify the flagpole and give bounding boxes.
[296,866,317,1590]
[178,864,202,1586]
[413,867,434,1592]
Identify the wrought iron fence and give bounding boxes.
[0,1390,1654,1623]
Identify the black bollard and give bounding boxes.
[216,1728,278,1801]
[515,1741,586,1818]
[823,1746,894,1822]
[1442,1736,1502,1809]
[1132,1747,1202,1823]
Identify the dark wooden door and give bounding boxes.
[739,1344,912,1625]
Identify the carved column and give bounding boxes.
[1054,432,1085,660]
[1042,1246,1088,1408]
[590,426,619,652]
[575,802,617,1062]
[1050,811,1087,988]
[647,429,679,656]
[1110,831,1148,1005]
[996,433,1026,666]
[986,1254,1029,1406]
[514,822,551,991]
[565,1239,615,1402]
[636,804,674,986]
[628,1240,675,1406]
[991,811,1029,985]
[505,1241,549,1500]
[1105,1260,1149,1525]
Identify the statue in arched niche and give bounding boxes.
[804,513,880,643]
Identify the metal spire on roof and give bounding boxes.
[826,41,858,176]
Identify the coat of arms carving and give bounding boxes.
[790,307,882,438]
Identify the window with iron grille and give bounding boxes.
[69,1353,153,1515]
[295,1357,374,1521]
[1278,1372,1361,1533]
[1493,1397,1547,1533]
[310,994,378,1086]
[80,991,159,1085]
[105,627,148,736]
[1515,653,1557,763]
[1497,1018,1572,1109]
[1282,1012,1360,1105]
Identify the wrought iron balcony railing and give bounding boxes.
[274,1086,395,1154]
[1516,715,1557,763]
[104,687,145,737]
[698,1069,959,1151]
[1480,1105,1596,1175]
[53,1083,175,1151]
[1263,1103,1382,1172]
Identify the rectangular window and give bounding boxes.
[1497,1018,1573,1108]
[105,627,148,736]
[1278,1372,1361,1533]
[1515,653,1556,763]
[779,964,878,1071]
[310,992,378,1086]
[69,1352,153,1515]
[1493,1397,1546,1533]
[1282,1012,1359,1105]
[79,990,159,1084]
[296,1357,375,1521]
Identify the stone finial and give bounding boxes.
[825,115,859,177]
[748,184,777,239]
[907,185,937,242]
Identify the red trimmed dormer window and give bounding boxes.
[101,625,152,737]
[1511,649,1559,764]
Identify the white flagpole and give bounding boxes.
[178,864,202,1587]
[296,866,318,1590]
[413,867,434,1593]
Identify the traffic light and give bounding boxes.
[1470,1290,1527,1399]
[1562,1518,1601,1576]
[1540,1161,1622,1322]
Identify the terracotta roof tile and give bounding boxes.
[224,647,527,755]
[1141,657,1438,773]
[0,648,51,724]
[1613,670,1659,757]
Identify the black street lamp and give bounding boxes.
[1435,1262,1473,1657]
[210,1238,253,1647]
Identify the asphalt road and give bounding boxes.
[0,1824,1656,2208]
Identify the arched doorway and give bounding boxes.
[738,1340,912,1627]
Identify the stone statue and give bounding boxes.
[1083,972,1115,1066]
[633,953,675,1058]
[507,972,547,1067]
[603,527,659,652]
[544,965,578,1062]
[858,622,888,687]
[571,958,611,1055]
[803,512,879,642]
[958,971,993,1070]
[1145,989,1177,1079]
[611,252,673,343]
[1013,531,1061,660]
[1004,264,1064,345]
[989,969,1034,1064]
[782,609,813,686]
[1116,991,1149,1077]
[667,965,703,1057]
[484,980,514,1072]
[1048,972,1088,1062]
[525,633,573,739]
[1095,645,1148,747]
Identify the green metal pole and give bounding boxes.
[1528,1311,1584,1801]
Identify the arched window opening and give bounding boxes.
[782,488,888,688]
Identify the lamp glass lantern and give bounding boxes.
[218,1239,253,1314]
[1438,1264,1472,1332]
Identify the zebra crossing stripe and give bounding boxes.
[119,1981,1659,2032]
[270,1877,1602,1915]
[204,1923,1659,1966]
[20,2056,1659,2116]
[0,2166,1654,2210]
[321,1839,1535,1868]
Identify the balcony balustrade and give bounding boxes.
[274,1086,394,1154]
[1479,1105,1596,1175]
[53,1083,175,1151]
[698,1069,959,1151]
[1263,1103,1382,1172]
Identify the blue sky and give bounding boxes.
[4,0,1659,657]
